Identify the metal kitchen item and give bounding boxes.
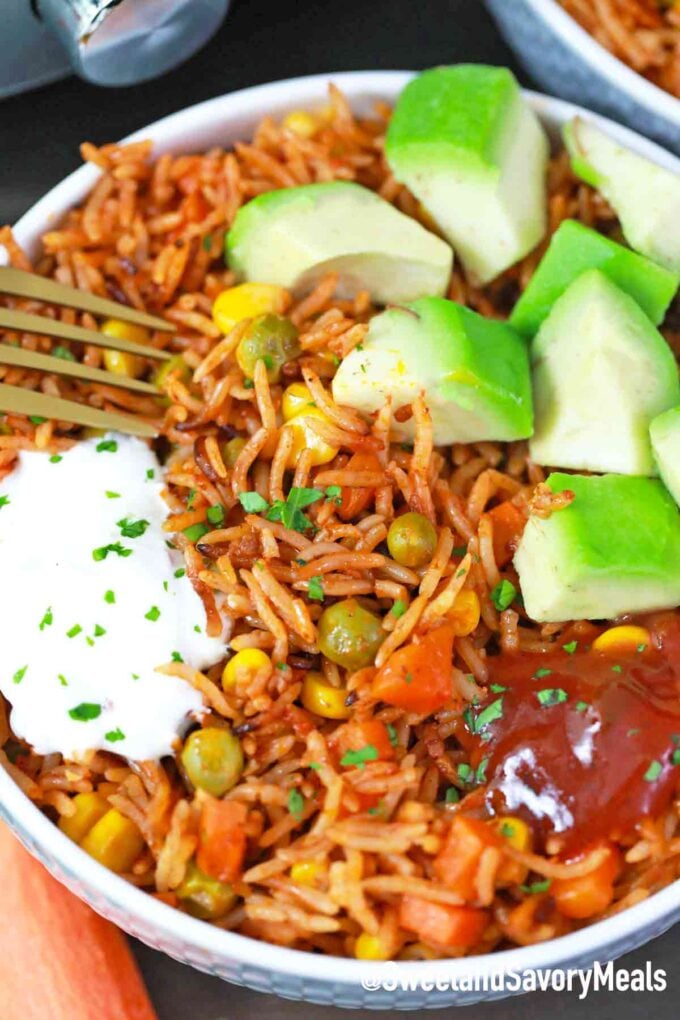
[1,0,230,96]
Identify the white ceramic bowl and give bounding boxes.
[485,0,680,154]
[3,71,680,1010]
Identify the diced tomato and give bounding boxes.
[337,452,383,521]
[196,798,248,883]
[372,625,455,715]
[328,717,395,766]
[433,815,500,900]
[400,896,489,950]
[552,845,621,919]
[485,501,526,567]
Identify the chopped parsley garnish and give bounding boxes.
[238,491,270,514]
[536,688,568,707]
[243,378,254,389]
[117,517,150,539]
[475,757,489,783]
[562,640,578,655]
[183,523,209,542]
[52,345,76,361]
[391,599,407,618]
[340,745,379,770]
[105,728,125,743]
[206,504,225,526]
[308,761,322,770]
[468,696,504,734]
[404,671,414,685]
[12,665,27,685]
[95,439,118,453]
[66,624,82,639]
[520,879,551,895]
[452,545,468,557]
[145,606,161,622]
[163,580,168,592]
[489,682,507,693]
[644,760,663,782]
[58,674,68,687]
[276,662,289,671]
[93,624,106,637]
[68,702,101,722]
[186,488,197,510]
[104,590,116,604]
[171,651,184,663]
[500,822,516,839]
[146,468,155,480]
[287,788,305,818]
[457,762,473,784]
[202,234,213,251]
[575,700,589,712]
[533,667,553,679]
[86,637,95,647]
[29,415,47,425]
[267,487,325,532]
[637,643,647,653]
[0,496,9,509]
[92,542,132,561]
[39,607,53,631]
[387,723,398,748]
[611,664,623,674]
[627,728,640,737]
[193,624,201,634]
[490,579,516,612]
[325,485,342,505]
[672,749,680,766]
[174,567,186,578]
[444,786,460,804]
[49,455,62,464]
[307,575,325,602]
[105,491,121,499]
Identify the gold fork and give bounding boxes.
[0,266,177,438]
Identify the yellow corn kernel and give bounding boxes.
[58,792,109,844]
[496,815,532,852]
[102,348,144,379]
[284,408,338,468]
[354,932,390,961]
[282,110,318,138]
[281,382,318,422]
[222,648,271,690]
[212,283,289,334]
[80,808,145,873]
[592,625,650,656]
[290,859,324,886]
[448,589,481,637]
[301,671,351,719]
[101,318,150,347]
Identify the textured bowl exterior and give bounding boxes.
[485,0,680,154]
[3,71,680,1008]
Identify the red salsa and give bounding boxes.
[464,615,680,853]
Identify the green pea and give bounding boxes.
[181,726,243,796]
[222,436,247,467]
[177,860,236,920]
[154,354,192,391]
[236,314,300,383]
[387,512,437,568]
[317,598,384,672]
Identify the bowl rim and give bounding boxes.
[525,0,680,124]
[4,68,680,991]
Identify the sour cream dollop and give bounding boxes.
[0,435,226,760]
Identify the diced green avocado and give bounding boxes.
[565,117,680,275]
[385,65,549,286]
[651,406,680,507]
[225,181,452,305]
[514,472,680,622]
[529,270,680,476]
[510,220,678,337]
[331,296,532,445]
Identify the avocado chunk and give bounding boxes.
[514,472,680,622]
[530,270,679,476]
[565,117,680,275]
[510,220,678,337]
[651,407,680,507]
[385,65,549,286]
[331,296,533,445]
[225,181,452,305]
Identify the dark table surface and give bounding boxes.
[1,0,678,1015]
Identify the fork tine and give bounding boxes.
[0,344,159,395]
[0,383,158,438]
[0,266,175,332]
[0,308,172,361]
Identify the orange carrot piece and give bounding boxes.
[372,625,455,714]
[433,814,501,901]
[552,844,621,919]
[328,717,395,766]
[400,896,489,950]
[485,501,526,567]
[337,452,382,521]
[196,798,247,883]
[0,822,157,1020]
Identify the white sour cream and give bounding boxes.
[0,435,226,760]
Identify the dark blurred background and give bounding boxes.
[1,0,678,1016]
